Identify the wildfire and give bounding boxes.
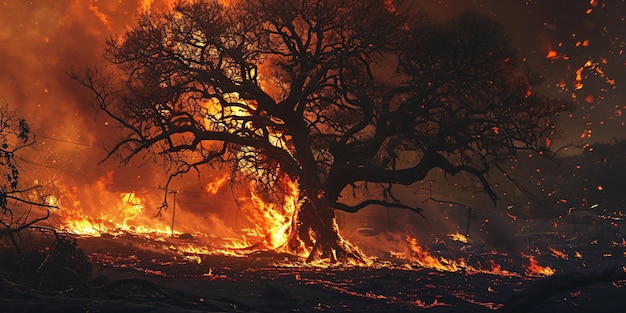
[51,171,311,261]
[231,177,303,252]
[20,0,588,277]
[391,236,557,278]
[399,236,518,277]
[405,236,462,272]
[50,173,179,238]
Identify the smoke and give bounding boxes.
[0,0,240,235]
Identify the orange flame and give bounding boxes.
[400,236,518,276]
[523,255,555,276]
[548,246,568,260]
[239,177,302,250]
[447,231,468,243]
[56,189,172,237]
[205,174,229,194]
[405,236,462,272]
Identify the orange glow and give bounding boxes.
[548,247,568,260]
[222,176,308,257]
[87,1,111,29]
[405,236,461,272]
[523,255,555,276]
[56,188,172,237]
[414,299,450,308]
[206,174,229,194]
[53,171,311,259]
[398,236,518,277]
[384,0,398,13]
[447,231,468,243]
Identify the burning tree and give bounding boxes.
[73,0,570,262]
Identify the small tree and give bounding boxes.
[0,102,92,291]
[74,0,570,262]
[0,102,53,243]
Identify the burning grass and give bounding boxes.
[14,171,625,312]
[2,225,626,312]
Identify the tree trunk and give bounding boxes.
[287,198,368,264]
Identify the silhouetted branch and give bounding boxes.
[335,199,427,220]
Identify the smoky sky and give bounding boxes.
[424,0,626,143]
[0,0,624,228]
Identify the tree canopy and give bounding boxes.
[73,0,570,262]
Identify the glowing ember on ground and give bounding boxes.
[549,246,569,260]
[414,299,451,308]
[524,255,556,276]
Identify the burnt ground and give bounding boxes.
[2,230,626,313]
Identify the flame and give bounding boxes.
[548,246,568,260]
[447,231,468,243]
[405,236,462,272]
[87,0,111,29]
[400,236,518,276]
[523,255,555,276]
[176,244,211,255]
[234,176,303,252]
[57,191,173,237]
[205,174,229,194]
[52,173,175,238]
[47,194,60,207]
[53,172,308,261]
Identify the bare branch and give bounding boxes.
[335,199,427,220]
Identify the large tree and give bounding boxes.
[74,0,570,262]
